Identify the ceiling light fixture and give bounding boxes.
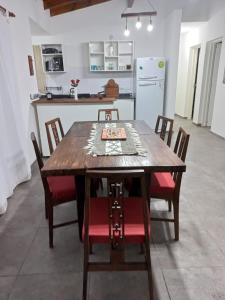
[136,16,142,29]
[124,18,130,37]
[121,0,157,35]
[147,17,154,32]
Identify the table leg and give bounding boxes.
[129,178,141,197]
[75,175,85,241]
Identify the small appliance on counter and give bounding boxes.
[46,92,53,100]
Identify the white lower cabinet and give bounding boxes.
[113,99,134,120]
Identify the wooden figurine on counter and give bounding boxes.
[105,79,119,98]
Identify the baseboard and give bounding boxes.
[192,121,201,126]
[175,114,188,119]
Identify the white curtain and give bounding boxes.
[0,14,30,214]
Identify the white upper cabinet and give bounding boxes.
[89,41,134,72]
[41,44,65,73]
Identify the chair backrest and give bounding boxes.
[84,169,149,247]
[98,109,120,121]
[31,132,50,193]
[155,115,174,146]
[174,127,190,162]
[173,127,190,185]
[45,117,64,154]
[31,132,44,170]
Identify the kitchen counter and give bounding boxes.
[32,97,116,105]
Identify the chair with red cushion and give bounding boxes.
[83,170,153,300]
[31,132,77,248]
[150,127,190,241]
[155,115,174,147]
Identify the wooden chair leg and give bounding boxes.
[83,241,89,300]
[173,198,179,241]
[168,200,172,212]
[100,179,104,190]
[45,196,48,219]
[89,243,93,254]
[139,243,144,254]
[48,204,54,248]
[144,241,154,300]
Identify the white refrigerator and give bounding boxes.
[135,57,166,128]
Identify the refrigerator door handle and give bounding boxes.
[139,76,158,80]
[139,83,157,87]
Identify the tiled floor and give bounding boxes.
[1,117,225,300]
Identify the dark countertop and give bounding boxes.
[32,97,117,105]
[32,93,135,105]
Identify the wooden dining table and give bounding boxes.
[41,120,186,240]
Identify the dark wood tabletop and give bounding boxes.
[41,121,186,176]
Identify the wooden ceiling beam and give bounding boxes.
[49,0,111,16]
[43,0,80,10]
[127,0,135,8]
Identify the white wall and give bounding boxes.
[163,9,182,118]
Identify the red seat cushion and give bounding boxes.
[83,197,150,244]
[150,172,175,199]
[47,176,76,202]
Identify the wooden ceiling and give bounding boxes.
[43,0,112,16]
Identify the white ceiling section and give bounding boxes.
[29,18,49,36]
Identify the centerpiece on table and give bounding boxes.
[101,127,127,140]
[70,79,80,100]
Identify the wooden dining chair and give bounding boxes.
[45,117,64,154]
[83,169,153,300]
[98,108,119,121]
[155,115,174,147]
[150,127,190,241]
[31,132,77,248]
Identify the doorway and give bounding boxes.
[185,45,201,120]
[200,38,222,127]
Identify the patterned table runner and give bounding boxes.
[84,122,147,157]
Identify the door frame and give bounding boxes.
[185,45,201,119]
[199,37,223,126]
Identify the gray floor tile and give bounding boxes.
[0,198,43,229]
[0,276,16,300]
[20,227,82,275]
[163,267,225,300]
[0,227,37,276]
[8,273,82,300]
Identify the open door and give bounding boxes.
[200,39,222,127]
[206,41,222,127]
[185,46,201,120]
[191,48,200,119]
